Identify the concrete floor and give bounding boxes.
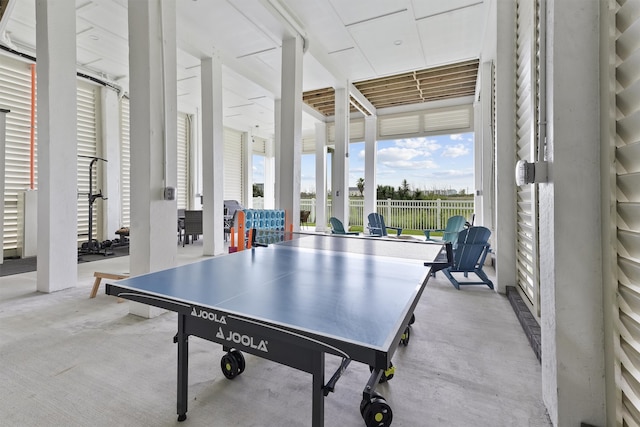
[0,240,551,427]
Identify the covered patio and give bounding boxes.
[0,240,549,426]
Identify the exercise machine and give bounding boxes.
[78,155,112,256]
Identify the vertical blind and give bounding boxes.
[515,0,541,317]
[224,127,243,201]
[615,0,640,422]
[0,55,33,251]
[0,56,100,250]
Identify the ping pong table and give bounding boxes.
[106,233,446,427]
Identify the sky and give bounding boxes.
[253,132,475,195]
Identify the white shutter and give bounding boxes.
[76,80,100,244]
[514,0,540,317]
[0,55,33,251]
[252,136,267,154]
[377,105,473,140]
[423,106,472,132]
[302,134,316,153]
[120,97,130,227]
[177,112,189,210]
[224,127,243,201]
[378,113,421,138]
[615,0,640,423]
[120,101,190,216]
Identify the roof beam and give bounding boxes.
[349,83,376,116]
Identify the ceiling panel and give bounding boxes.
[347,9,425,76]
[0,0,488,138]
[417,3,485,67]
[411,0,484,19]
[328,0,413,26]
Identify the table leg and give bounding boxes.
[176,314,189,421]
[311,351,325,427]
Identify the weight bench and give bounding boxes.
[90,272,129,300]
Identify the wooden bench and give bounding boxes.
[90,272,129,300]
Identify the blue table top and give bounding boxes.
[111,234,442,351]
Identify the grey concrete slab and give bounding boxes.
[0,240,550,427]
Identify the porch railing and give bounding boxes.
[252,197,474,232]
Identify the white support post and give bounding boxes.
[363,115,377,232]
[333,86,349,225]
[277,36,303,229]
[315,122,327,231]
[127,0,178,317]
[35,0,77,293]
[201,55,225,256]
[101,87,122,240]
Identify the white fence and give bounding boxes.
[252,197,474,231]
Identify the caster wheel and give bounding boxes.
[363,395,393,427]
[230,349,246,374]
[177,414,187,422]
[360,398,370,418]
[399,326,411,346]
[409,313,415,325]
[221,352,240,379]
[369,363,395,383]
[360,392,382,417]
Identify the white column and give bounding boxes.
[314,122,327,231]
[494,0,517,293]
[101,87,122,240]
[363,115,377,231]
[278,36,303,229]
[242,131,252,208]
[201,55,225,256]
[540,0,605,425]
[0,108,7,264]
[274,99,281,207]
[332,86,350,225]
[35,0,77,293]
[477,61,494,230]
[128,0,178,317]
[264,137,275,209]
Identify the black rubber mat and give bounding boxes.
[0,245,129,277]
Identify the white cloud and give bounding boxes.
[442,144,469,158]
[378,146,423,162]
[450,134,464,140]
[396,137,440,152]
[380,159,439,169]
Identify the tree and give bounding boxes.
[356,177,364,196]
[253,184,263,197]
[397,179,411,200]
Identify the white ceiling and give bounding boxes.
[0,0,489,139]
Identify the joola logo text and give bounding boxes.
[216,327,268,353]
[191,307,227,324]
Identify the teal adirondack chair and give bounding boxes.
[367,213,402,237]
[441,226,494,290]
[329,217,359,235]
[424,215,466,243]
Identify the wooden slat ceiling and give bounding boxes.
[303,59,479,117]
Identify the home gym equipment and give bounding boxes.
[78,155,111,257]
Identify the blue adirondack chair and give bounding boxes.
[441,226,494,290]
[367,212,402,237]
[424,215,466,243]
[329,217,359,235]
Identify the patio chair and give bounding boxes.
[424,215,466,243]
[329,217,359,235]
[441,226,494,290]
[367,212,402,237]
[183,210,203,246]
